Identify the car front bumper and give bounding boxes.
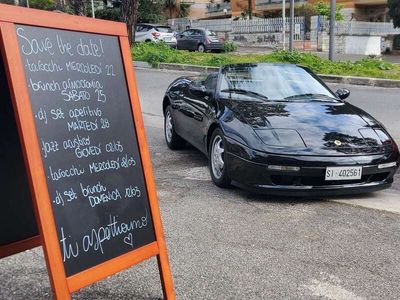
[225,137,400,197]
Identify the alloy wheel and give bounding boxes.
[165,111,173,143]
[211,136,224,179]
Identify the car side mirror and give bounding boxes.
[336,88,350,100]
[189,84,211,98]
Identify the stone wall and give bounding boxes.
[228,32,287,49]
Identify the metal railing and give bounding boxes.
[256,0,305,6]
[206,2,231,14]
[316,16,400,36]
[168,16,306,41]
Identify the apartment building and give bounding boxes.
[182,0,389,22]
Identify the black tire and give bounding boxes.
[208,128,231,188]
[197,43,205,52]
[164,106,186,150]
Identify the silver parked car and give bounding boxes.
[135,23,177,48]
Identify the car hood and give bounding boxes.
[220,99,393,156]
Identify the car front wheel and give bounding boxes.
[209,128,231,187]
[164,106,185,150]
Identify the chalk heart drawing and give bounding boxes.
[123,233,134,248]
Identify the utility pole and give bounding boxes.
[289,0,294,51]
[329,0,336,60]
[91,0,95,18]
[282,0,285,50]
[248,0,252,20]
[26,0,29,8]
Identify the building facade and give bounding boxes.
[182,0,389,22]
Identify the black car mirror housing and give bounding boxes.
[336,88,350,100]
[189,84,212,98]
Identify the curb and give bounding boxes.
[134,61,400,88]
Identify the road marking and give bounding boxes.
[330,190,400,214]
[173,166,210,181]
[303,278,365,300]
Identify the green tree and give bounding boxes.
[68,0,86,15]
[315,1,344,21]
[388,0,400,28]
[295,3,316,32]
[178,2,190,18]
[29,0,55,10]
[0,0,15,5]
[139,0,164,23]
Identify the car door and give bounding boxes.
[177,30,191,50]
[188,29,202,50]
[175,74,218,152]
[135,25,150,42]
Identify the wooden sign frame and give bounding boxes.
[0,4,174,299]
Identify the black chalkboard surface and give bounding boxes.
[16,25,155,276]
[0,50,38,247]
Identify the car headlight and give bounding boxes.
[254,129,306,148]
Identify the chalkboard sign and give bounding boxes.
[15,25,156,276]
[0,4,174,299]
[0,50,38,249]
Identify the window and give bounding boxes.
[181,30,193,37]
[204,73,218,93]
[156,26,173,33]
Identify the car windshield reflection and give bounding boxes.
[219,64,338,101]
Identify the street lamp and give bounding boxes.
[329,0,336,61]
[282,0,286,50]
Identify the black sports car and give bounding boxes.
[162,63,399,196]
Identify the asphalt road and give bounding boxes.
[1,68,399,300]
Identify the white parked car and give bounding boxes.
[135,23,177,48]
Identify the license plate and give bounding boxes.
[325,166,362,181]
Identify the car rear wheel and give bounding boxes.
[209,129,231,187]
[197,43,205,52]
[164,106,185,150]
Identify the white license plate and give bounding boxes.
[325,166,362,181]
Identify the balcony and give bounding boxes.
[206,2,232,17]
[256,0,305,11]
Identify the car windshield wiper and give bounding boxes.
[284,93,337,101]
[220,89,269,101]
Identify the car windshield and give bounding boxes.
[205,30,217,36]
[156,26,173,33]
[219,64,337,101]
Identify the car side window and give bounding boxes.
[204,74,218,94]
[182,30,193,37]
[194,30,203,36]
[137,25,149,32]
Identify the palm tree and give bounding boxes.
[164,0,176,19]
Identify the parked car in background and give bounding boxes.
[135,23,177,48]
[177,28,223,52]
